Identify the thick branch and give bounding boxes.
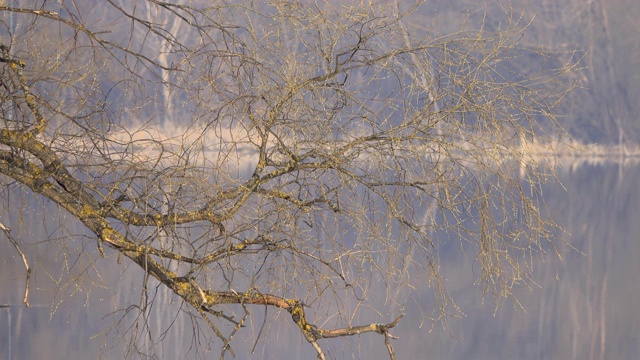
[1,147,400,348]
[0,129,97,205]
[0,44,46,134]
[201,289,403,349]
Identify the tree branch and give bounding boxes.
[0,222,31,308]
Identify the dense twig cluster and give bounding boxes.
[0,1,577,358]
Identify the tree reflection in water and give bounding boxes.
[2,162,639,359]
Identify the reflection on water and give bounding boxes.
[2,163,639,359]
[393,163,640,360]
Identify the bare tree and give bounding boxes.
[0,1,578,359]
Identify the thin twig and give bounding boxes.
[310,340,326,360]
[197,307,236,358]
[384,332,397,360]
[250,303,267,354]
[0,221,31,308]
[220,304,249,360]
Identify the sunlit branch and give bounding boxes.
[0,222,31,308]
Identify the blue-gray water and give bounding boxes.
[1,162,639,359]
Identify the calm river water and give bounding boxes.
[1,162,639,359]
